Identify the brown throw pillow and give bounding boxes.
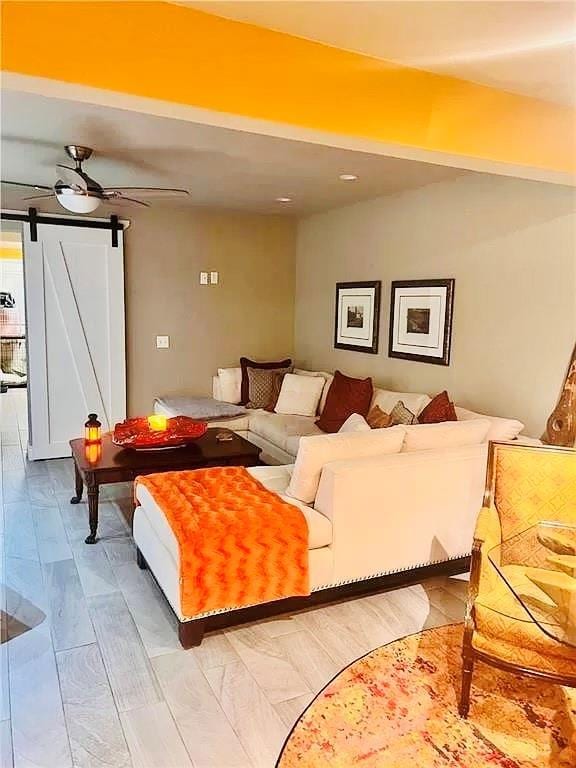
[316,370,373,433]
[240,356,292,405]
[264,371,288,412]
[388,400,417,426]
[246,367,292,410]
[418,391,457,424]
[366,404,391,429]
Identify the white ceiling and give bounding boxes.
[0,90,468,216]
[181,1,576,105]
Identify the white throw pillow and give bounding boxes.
[455,407,524,442]
[217,367,242,404]
[286,426,405,504]
[275,373,325,417]
[293,369,333,414]
[372,388,431,416]
[338,413,371,433]
[401,419,491,452]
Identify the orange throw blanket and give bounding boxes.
[135,466,309,617]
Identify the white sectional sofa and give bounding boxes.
[154,366,527,465]
[138,367,532,646]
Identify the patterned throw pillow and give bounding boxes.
[246,367,292,409]
[418,391,457,424]
[240,357,292,404]
[388,400,417,426]
[366,404,391,429]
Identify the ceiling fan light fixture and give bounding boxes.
[56,187,101,214]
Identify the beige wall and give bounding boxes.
[125,206,295,414]
[295,174,576,436]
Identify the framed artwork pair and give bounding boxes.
[334,279,455,366]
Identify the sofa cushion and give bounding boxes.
[246,366,292,409]
[287,426,405,504]
[217,367,242,404]
[372,388,431,416]
[388,400,417,426]
[275,373,326,417]
[401,419,491,452]
[338,413,371,433]
[366,404,391,429]
[316,370,373,433]
[240,357,292,404]
[249,411,321,452]
[418,390,457,424]
[294,369,334,414]
[455,407,525,442]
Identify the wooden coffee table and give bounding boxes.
[69,429,261,544]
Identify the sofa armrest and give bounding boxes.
[314,443,488,583]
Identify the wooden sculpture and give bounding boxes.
[543,343,576,446]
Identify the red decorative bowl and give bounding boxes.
[112,416,208,450]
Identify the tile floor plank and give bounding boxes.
[273,693,315,730]
[113,562,181,658]
[9,611,73,768]
[33,506,72,563]
[72,541,119,598]
[87,592,162,713]
[191,631,239,671]
[225,624,311,704]
[0,719,13,768]
[44,559,96,651]
[276,629,341,693]
[120,701,193,768]
[206,661,288,767]
[152,651,252,768]
[57,643,132,768]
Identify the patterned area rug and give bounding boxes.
[277,623,575,767]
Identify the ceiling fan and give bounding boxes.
[2,145,189,213]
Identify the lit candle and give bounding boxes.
[148,414,168,432]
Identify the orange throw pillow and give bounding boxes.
[367,405,391,429]
[316,370,373,433]
[418,391,457,424]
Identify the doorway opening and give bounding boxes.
[0,223,28,443]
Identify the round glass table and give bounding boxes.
[486,521,575,764]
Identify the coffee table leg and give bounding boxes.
[85,477,99,544]
[70,463,84,504]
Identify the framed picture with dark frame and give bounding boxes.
[334,281,381,354]
[388,279,455,366]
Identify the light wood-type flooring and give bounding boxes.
[0,388,468,768]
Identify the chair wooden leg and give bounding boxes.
[178,618,206,649]
[459,627,475,718]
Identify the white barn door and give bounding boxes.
[24,222,126,459]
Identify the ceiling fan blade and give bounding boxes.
[2,180,52,191]
[22,194,56,201]
[102,195,150,208]
[101,187,189,198]
[56,164,88,191]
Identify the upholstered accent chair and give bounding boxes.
[459,441,576,718]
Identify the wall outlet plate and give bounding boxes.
[156,335,170,349]
[210,271,219,285]
[200,271,209,285]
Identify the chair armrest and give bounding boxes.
[474,505,501,547]
[466,505,502,629]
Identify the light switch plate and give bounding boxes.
[156,335,170,349]
[200,271,209,285]
[210,271,219,285]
